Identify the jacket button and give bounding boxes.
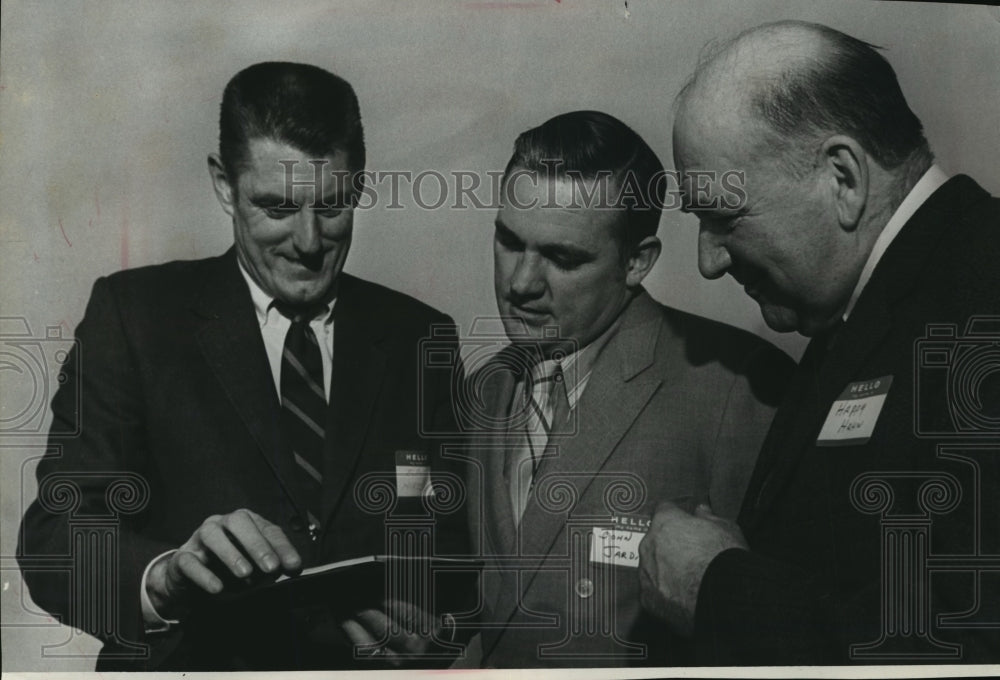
[289,516,305,532]
[574,578,594,599]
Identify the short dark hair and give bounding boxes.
[503,110,665,251]
[218,62,365,182]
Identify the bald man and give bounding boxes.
[638,21,1000,664]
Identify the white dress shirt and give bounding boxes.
[140,263,337,631]
[843,165,949,321]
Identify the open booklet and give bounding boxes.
[208,554,483,618]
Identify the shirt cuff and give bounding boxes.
[140,549,181,633]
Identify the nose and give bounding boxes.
[507,252,545,299]
[698,224,732,280]
[290,209,323,255]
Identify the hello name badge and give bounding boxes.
[394,450,432,497]
[816,375,893,447]
[590,514,650,568]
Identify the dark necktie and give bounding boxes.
[279,307,327,538]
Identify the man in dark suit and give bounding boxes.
[465,111,793,667]
[17,62,465,670]
[639,21,1000,664]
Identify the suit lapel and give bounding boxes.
[194,249,314,520]
[321,275,388,524]
[496,292,663,620]
[744,176,979,523]
[478,360,519,558]
[474,356,520,616]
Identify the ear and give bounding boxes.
[207,153,237,217]
[820,135,868,232]
[625,235,662,287]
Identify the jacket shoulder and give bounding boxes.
[97,253,229,302]
[660,304,791,366]
[338,273,454,325]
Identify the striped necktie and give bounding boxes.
[278,306,327,540]
[507,361,571,524]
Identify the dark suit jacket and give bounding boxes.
[694,175,1000,664]
[465,291,793,667]
[17,248,465,671]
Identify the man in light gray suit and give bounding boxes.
[464,110,794,667]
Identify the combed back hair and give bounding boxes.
[679,21,933,184]
[219,62,365,183]
[503,110,666,251]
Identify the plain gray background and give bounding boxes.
[1,0,998,672]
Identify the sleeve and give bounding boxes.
[693,547,839,664]
[421,313,472,558]
[16,276,178,664]
[140,550,181,632]
[708,342,795,520]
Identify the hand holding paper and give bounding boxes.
[145,508,302,620]
[341,598,452,666]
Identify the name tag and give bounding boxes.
[395,450,431,497]
[817,376,893,447]
[589,514,650,568]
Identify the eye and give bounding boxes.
[315,207,345,219]
[700,213,742,235]
[549,254,583,271]
[262,206,298,220]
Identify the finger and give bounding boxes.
[355,608,390,639]
[342,616,377,646]
[361,606,426,656]
[223,509,281,573]
[694,502,715,518]
[254,515,302,571]
[342,616,400,665]
[384,598,438,638]
[171,549,224,594]
[198,519,256,579]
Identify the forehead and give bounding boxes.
[498,173,624,248]
[238,137,350,194]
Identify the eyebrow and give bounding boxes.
[249,190,349,208]
[683,202,746,217]
[494,219,596,263]
[493,218,520,241]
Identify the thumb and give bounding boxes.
[694,502,714,518]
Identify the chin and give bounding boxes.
[277,281,334,306]
[500,315,539,342]
[760,305,800,334]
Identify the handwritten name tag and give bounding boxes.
[589,514,650,568]
[817,376,893,447]
[395,450,431,497]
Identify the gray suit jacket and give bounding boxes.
[465,291,794,667]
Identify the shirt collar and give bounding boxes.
[843,165,949,321]
[237,260,336,326]
[528,314,621,404]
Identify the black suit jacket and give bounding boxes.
[17,249,466,670]
[694,175,1000,664]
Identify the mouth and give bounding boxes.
[732,272,764,300]
[280,253,329,273]
[510,304,550,322]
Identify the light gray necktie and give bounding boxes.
[506,362,570,524]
